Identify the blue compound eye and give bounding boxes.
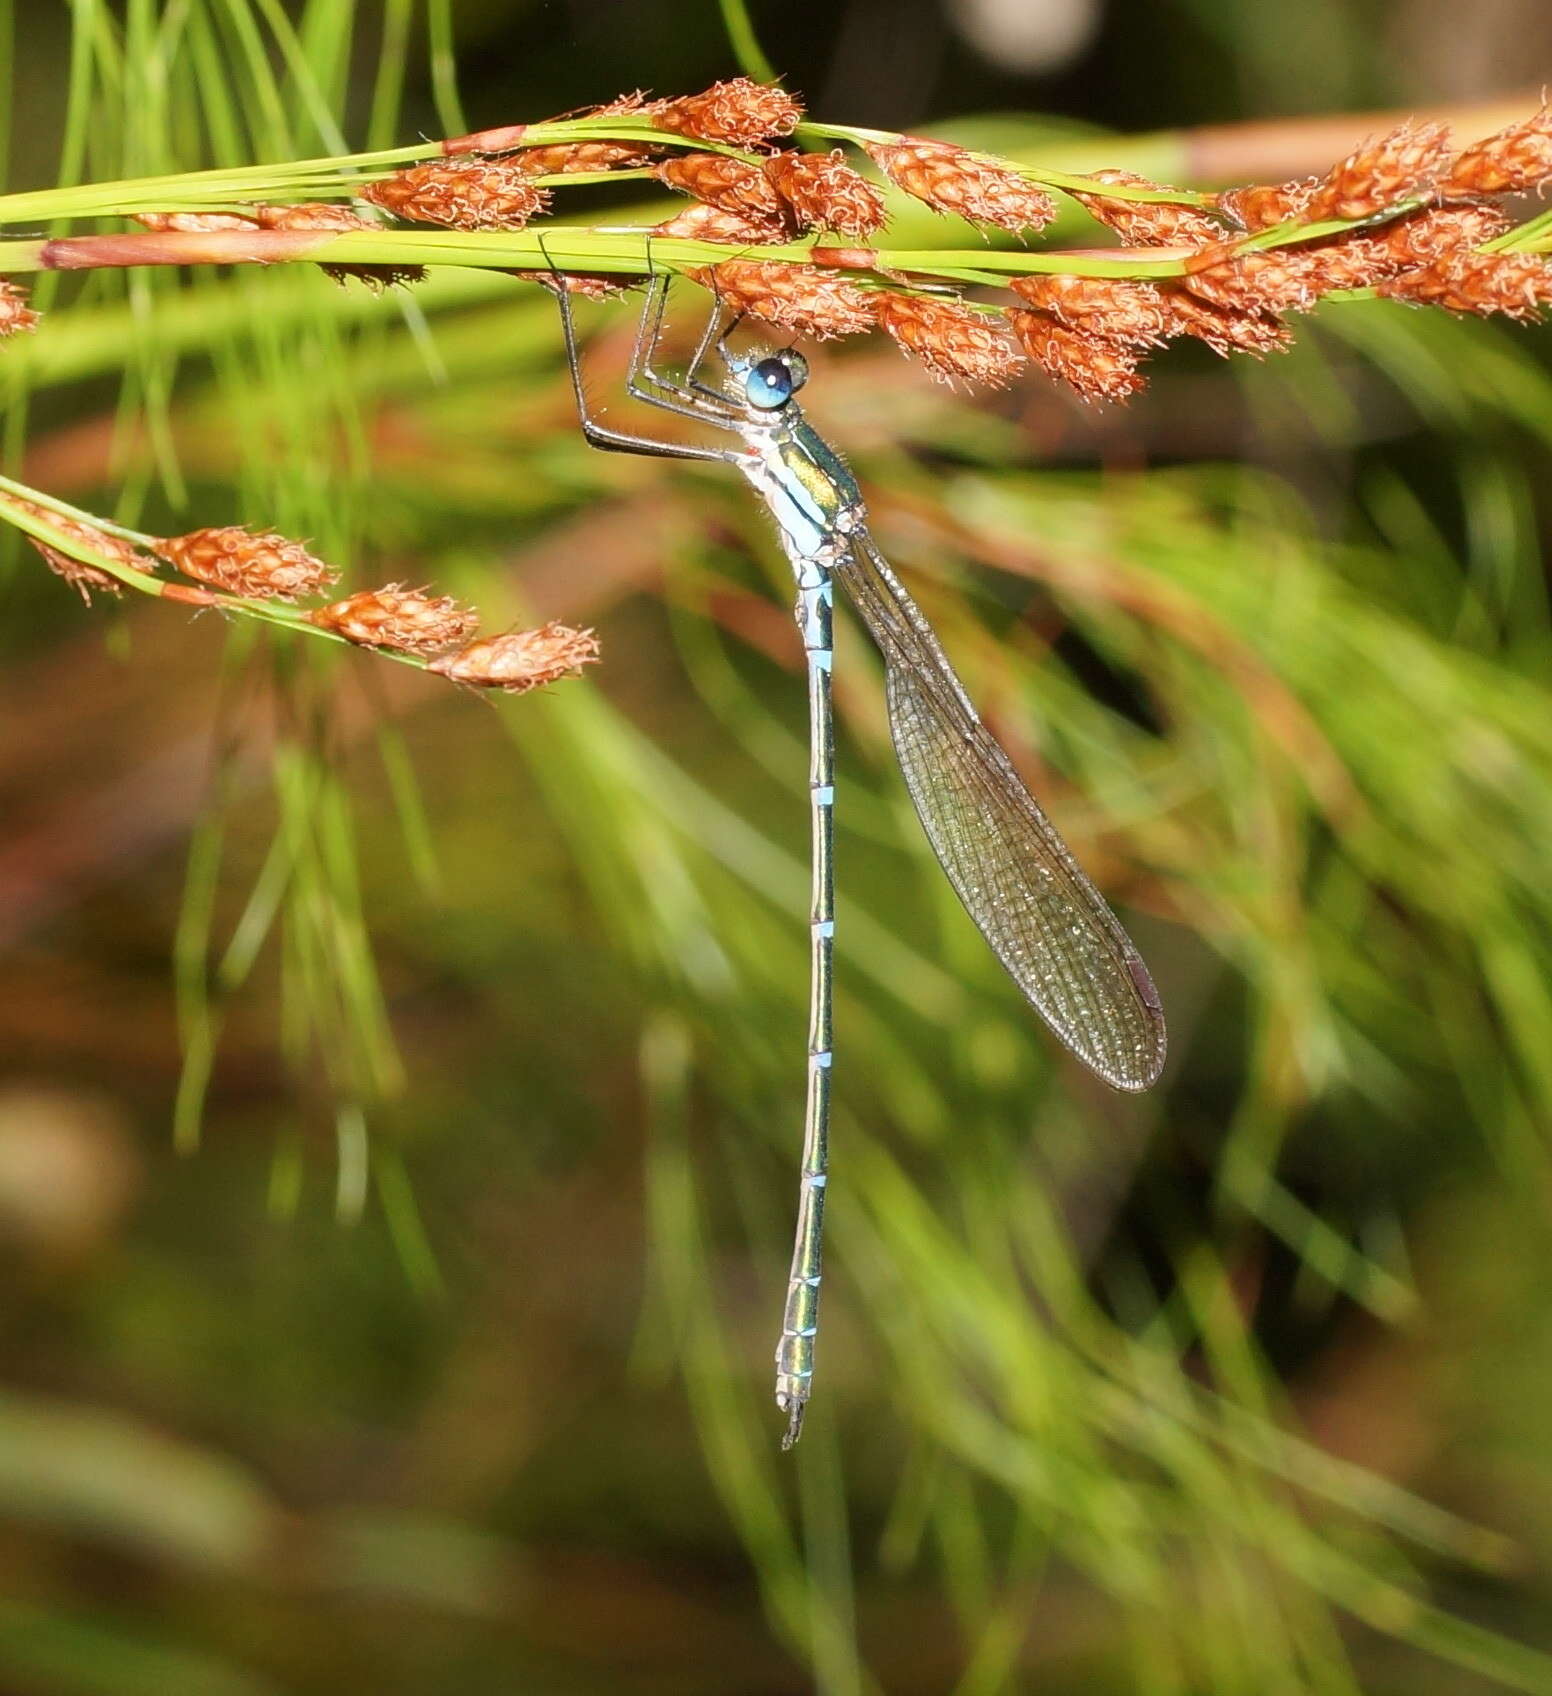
[780,350,809,392]
[745,357,795,409]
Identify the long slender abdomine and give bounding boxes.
[774,561,837,1446]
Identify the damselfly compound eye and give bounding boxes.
[779,350,810,392]
[746,356,795,409]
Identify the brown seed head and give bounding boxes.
[1009,272,1171,345]
[1158,289,1293,358]
[133,210,262,232]
[654,153,787,224]
[363,160,550,230]
[1383,202,1512,268]
[253,202,373,231]
[649,78,802,147]
[157,526,337,601]
[0,278,40,337]
[310,584,478,656]
[8,497,144,601]
[763,149,886,239]
[873,292,1025,387]
[509,269,637,300]
[1008,312,1147,403]
[1380,251,1552,322]
[1307,120,1452,222]
[693,260,875,340]
[1070,170,1226,247]
[1443,104,1552,198]
[864,136,1055,234]
[1181,241,1326,313]
[321,263,429,291]
[428,621,600,693]
[653,201,788,245]
[513,139,659,175]
[1217,177,1321,231]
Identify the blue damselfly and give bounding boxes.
[555,279,1166,1446]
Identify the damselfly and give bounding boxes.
[555,278,1166,1447]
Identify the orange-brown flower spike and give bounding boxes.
[253,202,374,232]
[8,497,145,601]
[1181,243,1324,314]
[692,261,875,340]
[0,278,39,337]
[1009,312,1146,404]
[134,210,262,232]
[1069,170,1226,246]
[310,585,478,656]
[1380,252,1552,322]
[874,292,1025,387]
[157,527,337,601]
[1158,290,1293,358]
[649,78,803,147]
[653,154,788,225]
[1384,203,1512,268]
[1307,120,1453,222]
[428,621,600,693]
[508,269,635,300]
[1217,177,1320,231]
[1009,274,1171,345]
[653,201,789,245]
[864,136,1055,234]
[1443,104,1552,197]
[363,160,550,230]
[512,139,659,175]
[763,150,886,240]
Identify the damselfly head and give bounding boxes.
[735,349,810,411]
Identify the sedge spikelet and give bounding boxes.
[508,270,635,300]
[649,78,802,147]
[134,210,261,232]
[310,584,478,655]
[428,621,600,693]
[654,153,787,225]
[1218,177,1321,231]
[763,150,886,239]
[1159,289,1293,358]
[1181,241,1326,314]
[863,136,1055,234]
[0,278,40,337]
[1070,170,1226,246]
[364,160,549,230]
[1008,312,1146,403]
[1443,104,1552,197]
[1380,251,1552,322]
[254,202,373,231]
[157,526,336,600]
[8,497,144,600]
[874,292,1025,386]
[693,261,875,339]
[1384,202,1512,268]
[1307,120,1452,222]
[652,201,788,245]
[1010,273,1170,344]
[513,139,658,174]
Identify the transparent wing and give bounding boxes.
[833,529,1166,1091]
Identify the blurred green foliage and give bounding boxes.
[4,2,1552,1692]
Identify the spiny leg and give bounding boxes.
[626,272,742,425]
[773,557,837,1449]
[553,281,740,464]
